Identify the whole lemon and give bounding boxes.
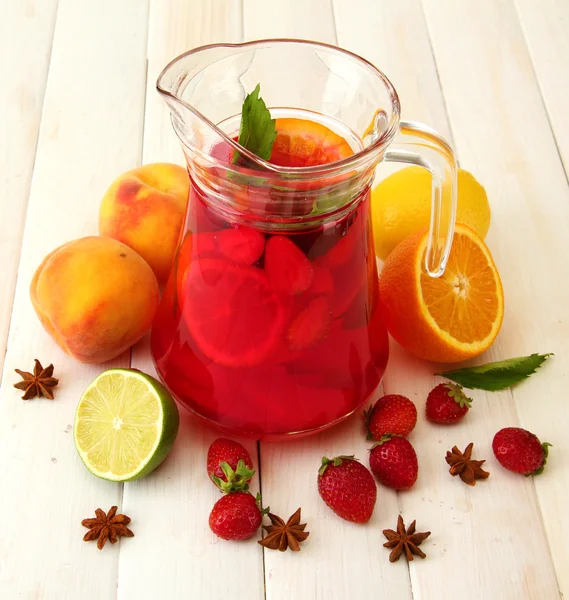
[371,167,490,261]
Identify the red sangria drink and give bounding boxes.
[154,40,458,438]
[151,114,389,438]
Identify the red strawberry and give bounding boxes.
[265,236,314,295]
[317,455,377,523]
[209,492,262,540]
[369,435,418,490]
[492,427,551,475]
[426,383,472,424]
[288,295,332,350]
[364,394,417,440]
[207,438,255,493]
[215,226,265,265]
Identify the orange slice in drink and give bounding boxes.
[270,118,354,167]
[378,224,504,363]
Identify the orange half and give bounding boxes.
[270,118,354,167]
[379,224,504,363]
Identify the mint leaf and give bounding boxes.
[437,353,553,391]
[232,83,277,164]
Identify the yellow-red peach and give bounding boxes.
[99,163,189,283]
[30,236,160,364]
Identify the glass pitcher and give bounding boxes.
[150,39,457,439]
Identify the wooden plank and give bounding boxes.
[243,0,336,42]
[333,0,451,142]
[0,0,58,374]
[0,0,149,598]
[241,4,410,599]
[141,0,243,164]
[336,1,561,599]
[419,0,568,597]
[515,0,569,175]
[119,3,266,600]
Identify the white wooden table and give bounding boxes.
[2,1,568,598]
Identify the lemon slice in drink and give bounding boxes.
[74,369,179,482]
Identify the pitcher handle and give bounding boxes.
[384,120,457,278]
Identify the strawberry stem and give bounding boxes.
[529,442,552,476]
[369,434,401,450]
[211,459,256,493]
[255,492,270,515]
[444,383,473,409]
[318,455,357,476]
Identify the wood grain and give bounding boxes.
[0,0,149,598]
[422,0,567,596]
[243,3,409,599]
[142,0,243,165]
[1,0,568,598]
[515,0,569,175]
[120,3,264,600]
[333,2,559,598]
[0,0,58,374]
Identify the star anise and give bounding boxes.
[445,442,490,486]
[382,515,431,562]
[82,506,134,550]
[14,359,58,400]
[258,508,309,552]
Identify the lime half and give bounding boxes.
[74,369,179,482]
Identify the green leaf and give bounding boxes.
[437,353,553,391]
[211,459,256,494]
[232,83,277,164]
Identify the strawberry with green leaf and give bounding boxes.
[492,427,551,476]
[426,383,472,424]
[317,455,377,523]
[207,438,255,493]
[209,492,266,540]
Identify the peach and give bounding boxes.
[99,163,190,283]
[30,237,160,364]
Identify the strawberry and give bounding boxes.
[317,455,376,523]
[215,226,265,265]
[265,236,314,295]
[209,492,263,540]
[288,295,332,350]
[207,438,255,493]
[369,435,418,490]
[364,394,417,440]
[492,427,551,475]
[426,383,472,424]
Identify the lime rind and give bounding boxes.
[74,368,179,482]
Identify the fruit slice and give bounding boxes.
[183,258,285,367]
[288,295,332,350]
[74,369,180,482]
[265,236,314,295]
[379,224,504,363]
[176,233,219,307]
[270,118,354,167]
[215,226,265,265]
